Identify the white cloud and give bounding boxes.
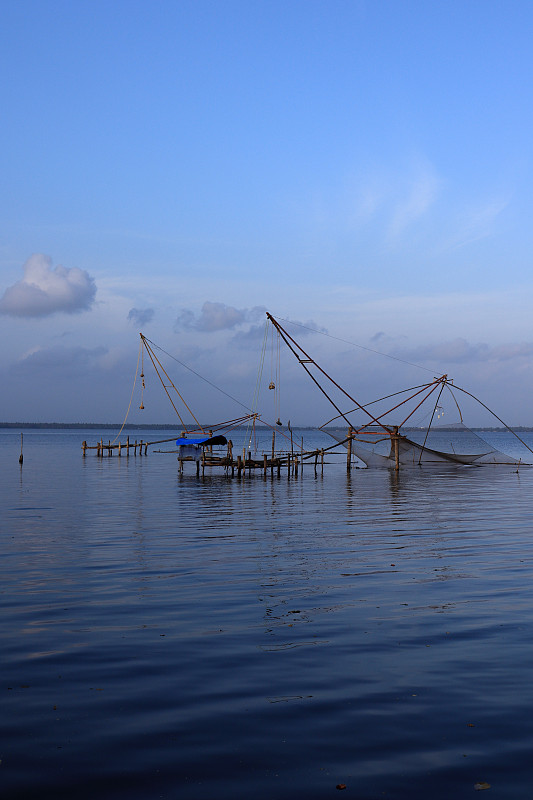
[388,162,440,238]
[128,307,155,327]
[0,254,96,318]
[395,338,533,365]
[439,196,511,253]
[175,301,267,332]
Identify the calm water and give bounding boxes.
[2,428,533,799]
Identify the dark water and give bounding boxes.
[2,429,533,799]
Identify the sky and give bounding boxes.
[1,0,533,427]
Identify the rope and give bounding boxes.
[274,315,437,374]
[143,337,253,412]
[111,340,142,445]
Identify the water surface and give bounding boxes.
[2,429,533,799]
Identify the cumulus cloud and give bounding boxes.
[0,254,96,318]
[175,301,267,332]
[128,307,155,327]
[396,338,533,365]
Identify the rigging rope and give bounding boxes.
[274,316,438,375]
[111,340,142,445]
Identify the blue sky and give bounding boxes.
[1,0,533,426]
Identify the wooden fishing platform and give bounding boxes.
[81,434,349,477]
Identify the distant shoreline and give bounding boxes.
[1,422,532,432]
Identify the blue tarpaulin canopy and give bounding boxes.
[176,435,227,446]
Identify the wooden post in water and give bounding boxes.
[126,435,130,457]
[82,440,87,458]
[277,458,281,478]
[134,440,137,456]
[108,440,112,457]
[321,449,324,475]
[228,440,234,476]
[237,454,242,478]
[287,453,291,479]
[314,450,318,475]
[347,427,353,472]
[393,426,400,472]
[19,433,23,465]
[118,441,121,457]
[271,430,275,477]
[209,430,213,453]
[139,439,143,457]
[144,442,148,455]
[294,456,299,478]
[196,458,200,477]
[202,449,205,476]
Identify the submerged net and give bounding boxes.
[326,422,530,468]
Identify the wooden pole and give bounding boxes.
[227,439,234,476]
[294,456,299,478]
[347,427,352,472]
[321,448,324,475]
[19,433,23,465]
[126,435,130,457]
[237,454,242,478]
[108,439,112,457]
[196,458,200,477]
[118,441,121,457]
[277,458,281,478]
[263,453,267,477]
[82,440,87,458]
[393,426,400,472]
[271,430,275,476]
